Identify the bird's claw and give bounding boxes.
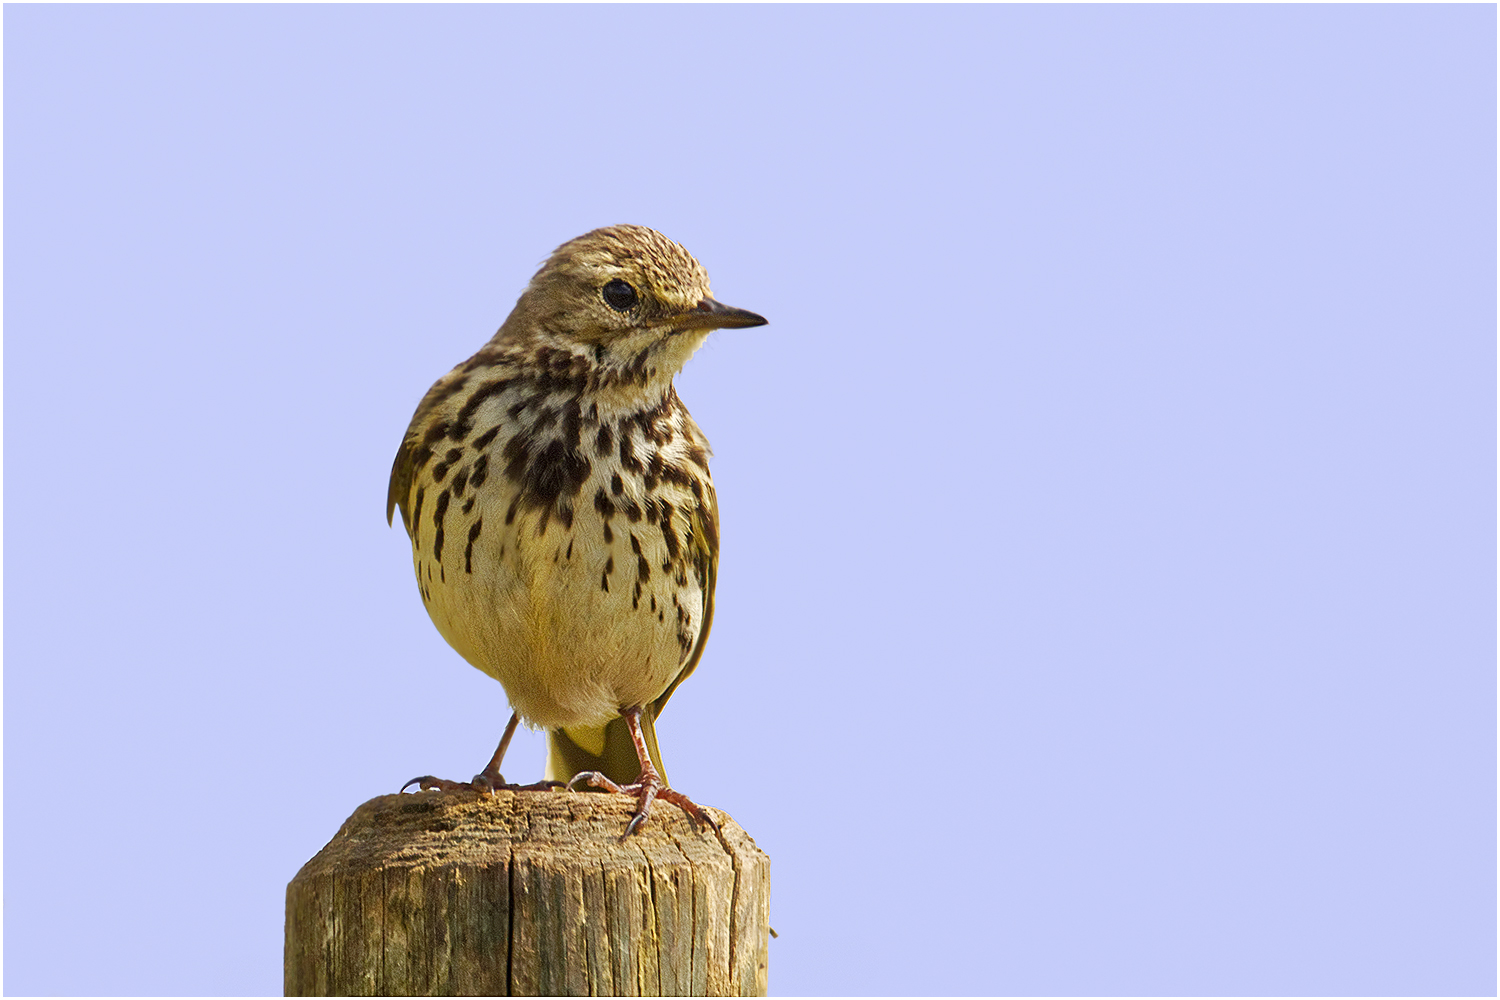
[569,769,717,838]
[567,770,625,794]
[401,773,566,795]
[401,773,495,794]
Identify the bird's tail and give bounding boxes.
[545,706,666,787]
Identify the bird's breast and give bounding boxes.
[402,375,715,729]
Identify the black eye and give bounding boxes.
[602,279,638,312]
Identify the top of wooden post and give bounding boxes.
[285,790,770,996]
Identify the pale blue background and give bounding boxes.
[6,5,1494,996]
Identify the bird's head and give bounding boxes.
[501,225,766,380]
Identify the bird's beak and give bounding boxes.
[671,297,768,331]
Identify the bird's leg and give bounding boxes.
[403,712,564,794]
[470,711,523,791]
[567,706,717,837]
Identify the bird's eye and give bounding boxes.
[601,279,638,312]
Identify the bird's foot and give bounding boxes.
[567,767,717,838]
[401,712,565,796]
[401,771,564,795]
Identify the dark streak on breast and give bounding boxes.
[433,489,451,561]
[465,519,482,573]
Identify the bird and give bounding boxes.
[387,225,766,834]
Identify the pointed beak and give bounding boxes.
[671,297,768,331]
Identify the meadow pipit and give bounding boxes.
[387,225,766,834]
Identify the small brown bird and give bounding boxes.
[388,225,765,833]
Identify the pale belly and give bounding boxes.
[414,494,704,729]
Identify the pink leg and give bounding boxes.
[402,712,563,794]
[567,706,717,837]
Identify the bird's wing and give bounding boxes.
[386,363,479,532]
[387,435,419,533]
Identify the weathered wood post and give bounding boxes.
[285,791,770,996]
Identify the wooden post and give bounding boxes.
[284,791,770,997]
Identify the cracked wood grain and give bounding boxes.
[285,792,769,997]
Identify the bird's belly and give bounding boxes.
[414,499,701,729]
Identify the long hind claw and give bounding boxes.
[402,774,475,794]
[402,773,565,795]
[568,770,625,794]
